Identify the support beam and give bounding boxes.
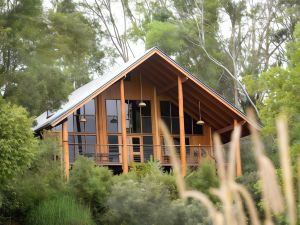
[62,121,70,180]
[120,79,129,173]
[216,121,246,134]
[158,77,188,94]
[153,87,161,162]
[234,120,242,176]
[178,76,186,176]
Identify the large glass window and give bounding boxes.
[67,99,97,162]
[106,100,152,134]
[160,101,203,135]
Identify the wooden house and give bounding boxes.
[33,47,258,177]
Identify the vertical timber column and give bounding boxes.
[178,76,186,176]
[234,120,242,176]
[153,87,161,162]
[62,121,70,180]
[120,79,129,173]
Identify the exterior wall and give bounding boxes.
[96,74,213,165]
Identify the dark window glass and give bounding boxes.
[85,99,95,115]
[108,135,119,162]
[171,103,179,117]
[143,136,153,162]
[75,107,84,115]
[160,101,170,116]
[161,117,171,131]
[173,137,180,154]
[85,116,96,133]
[142,117,152,133]
[184,113,192,134]
[193,120,203,134]
[171,118,179,134]
[141,101,151,116]
[107,115,118,133]
[106,100,118,116]
[130,101,141,133]
[76,135,85,145]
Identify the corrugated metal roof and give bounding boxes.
[33,47,251,132]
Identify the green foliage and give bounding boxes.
[69,156,113,223]
[0,138,66,220]
[146,21,183,55]
[185,160,219,198]
[0,98,37,183]
[27,195,95,225]
[104,176,209,225]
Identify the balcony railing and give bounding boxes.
[69,144,214,166]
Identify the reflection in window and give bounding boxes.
[67,99,97,163]
[143,136,153,161]
[106,100,152,134]
[160,101,203,135]
[108,135,120,162]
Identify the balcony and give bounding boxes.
[69,144,214,166]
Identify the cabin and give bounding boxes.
[33,47,257,177]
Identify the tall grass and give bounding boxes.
[160,111,298,225]
[27,195,95,225]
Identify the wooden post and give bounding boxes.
[178,76,186,176]
[234,120,242,176]
[153,87,161,162]
[120,79,129,173]
[62,121,70,180]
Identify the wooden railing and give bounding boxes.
[69,144,214,166]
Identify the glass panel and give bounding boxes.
[68,135,75,143]
[74,115,84,132]
[160,101,170,116]
[173,137,180,155]
[107,115,118,133]
[184,113,192,134]
[67,115,74,132]
[85,99,95,115]
[69,145,75,163]
[142,117,152,133]
[171,103,179,117]
[52,124,62,131]
[141,100,151,116]
[130,101,141,133]
[86,135,96,144]
[185,138,190,158]
[75,107,84,115]
[143,136,153,162]
[106,100,118,116]
[171,117,179,134]
[75,135,85,144]
[85,116,96,133]
[108,135,119,162]
[132,137,140,153]
[193,119,203,135]
[77,143,86,155]
[161,117,171,132]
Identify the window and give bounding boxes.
[160,101,203,135]
[67,99,97,162]
[106,100,152,134]
[143,136,153,161]
[108,135,120,162]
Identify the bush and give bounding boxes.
[27,195,95,225]
[185,159,219,199]
[0,138,66,222]
[69,156,113,223]
[104,176,209,225]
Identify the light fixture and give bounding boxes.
[80,116,87,122]
[196,101,205,125]
[110,116,118,124]
[139,72,146,107]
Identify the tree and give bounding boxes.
[0,98,36,183]
[0,0,105,115]
[255,22,300,160]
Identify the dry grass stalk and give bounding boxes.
[277,116,296,225]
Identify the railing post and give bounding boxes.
[62,121,70,180]
[178,76,186,176]
[120,79,129,173]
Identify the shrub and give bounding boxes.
[27,195,95,225]
[185,159,219,199]
[69,156,113,223]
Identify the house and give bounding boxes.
[33,47,258,177]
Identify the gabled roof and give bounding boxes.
[34,47,259,140]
